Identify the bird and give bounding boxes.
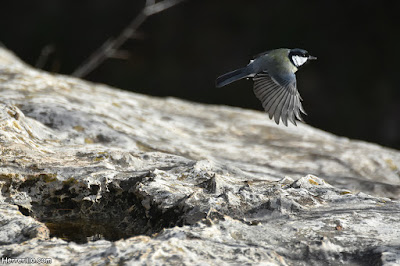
[216,48,316,126]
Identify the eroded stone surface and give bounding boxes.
[0,47,400,265]
[0,203,49,245]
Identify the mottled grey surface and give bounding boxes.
[0,47,399,265]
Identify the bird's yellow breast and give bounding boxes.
[266,49,298,74]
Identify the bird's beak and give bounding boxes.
[308,55,317,60]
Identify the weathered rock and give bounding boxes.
[0,46,399,265]
[0,203,49,245]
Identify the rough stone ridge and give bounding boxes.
[0,47,399,265]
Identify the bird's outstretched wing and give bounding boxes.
[253,72,306,126]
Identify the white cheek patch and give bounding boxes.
[292,55,308,67]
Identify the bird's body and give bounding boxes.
[216,48,316,126]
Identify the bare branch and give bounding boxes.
[144,0,184,16]
[35,44,55,69]
[72,0,185,78]
[146,0,156,6]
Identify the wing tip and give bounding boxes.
[253,71,308,127]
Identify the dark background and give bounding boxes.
[1,0,399,149]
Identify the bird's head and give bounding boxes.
[289,48,317,68]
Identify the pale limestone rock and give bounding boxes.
[0,47,400,265]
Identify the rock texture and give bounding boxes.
[0,46,400,265]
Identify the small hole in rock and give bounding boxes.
[90,184,100,195]
[18,205,31,216]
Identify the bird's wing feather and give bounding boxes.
[253,72,305,126]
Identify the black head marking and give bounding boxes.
[289,48,311,68]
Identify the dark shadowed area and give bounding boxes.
[1,0,399,149]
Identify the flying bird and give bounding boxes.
[216,48,316,126]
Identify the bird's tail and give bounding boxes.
[216,67,251,88]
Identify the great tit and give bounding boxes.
[216,48,316,126]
